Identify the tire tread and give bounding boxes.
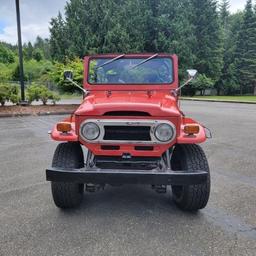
[171,144,210,211]
[51,142,84,209]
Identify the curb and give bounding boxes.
[180,97,256,104]
[0,111,74,118]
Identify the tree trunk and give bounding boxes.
[240,85,243,95]
[254,83,256,96]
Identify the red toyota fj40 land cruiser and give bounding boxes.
[46,53,210,211]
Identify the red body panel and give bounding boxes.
[177,117,206,144]
[75,91,180,117]
[51,54,207,157]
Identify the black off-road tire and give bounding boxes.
[51,142,84,209]
[171,144,210,211]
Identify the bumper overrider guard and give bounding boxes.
[46,167,208,185]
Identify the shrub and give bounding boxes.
[0,63,16,81]
[190,74,214,96]
[26,84,42,103]
[0,83,19,106]
[26,84,60,105]
[9,93,20,105]
[0,84,10,106]
[49,93,61,105]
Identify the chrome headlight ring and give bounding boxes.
[154,123,175,142]
[80,122,100,141]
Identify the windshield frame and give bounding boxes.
[84,54,178,91]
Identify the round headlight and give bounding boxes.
[154,123,174,142]
[80,122,100,140]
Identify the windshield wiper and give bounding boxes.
[95,54,125,70]
[129,53,159,70]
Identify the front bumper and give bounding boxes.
[46,167,208,185]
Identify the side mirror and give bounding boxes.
[63,70,88,96]
[187,69,198,79]
[64,70,73,80]
[174,69,198,94]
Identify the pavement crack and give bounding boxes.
[204,207,256,240]
[238,227,256,233]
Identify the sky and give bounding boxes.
[0,0,248,45]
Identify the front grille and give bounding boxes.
[79,119,175,144]
[103,126,151,141]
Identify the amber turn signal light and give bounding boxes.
[184,124,200,135]
[57,122,72,133]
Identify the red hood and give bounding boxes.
[75,91,181,117]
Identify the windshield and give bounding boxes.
[88,57,173,84]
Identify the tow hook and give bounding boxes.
[86,184,105,192]
[152,185,167,194]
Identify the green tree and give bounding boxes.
[49,12,69,62]
[48,0,256,97]
[190,0,223,82]
[191,74,214,95]
[34,36,51,60]
[50,58,83,92]
[157,0,196,78]
[219,0,230,28]
[217,11,243,95]
[0,43,15,63]
[235,0,256,95]
[25,41,34,60]
[32,48,43,62]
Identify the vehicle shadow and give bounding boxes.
[57,184,202,220]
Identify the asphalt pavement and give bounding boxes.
[0,101,256,256]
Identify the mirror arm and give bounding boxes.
[66,77,89,96]
[175,77,194,93]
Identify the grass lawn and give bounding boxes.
[183,95,256,102]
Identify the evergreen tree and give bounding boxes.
[47,0,256,96]
[32,48,43,62]
[235,0,256,94]
[49,12,69,62]
[190,0,223,82]
[157,0,196,77]
[219,0,230,28]
[34,36,51,59]
[217,12,243,95]
[117,0,147,52]
[253,3,256,95]
[26,42,34,60]
[216,0,233,95]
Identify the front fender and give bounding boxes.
[50,116,78,142]
[177,117,207,144]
